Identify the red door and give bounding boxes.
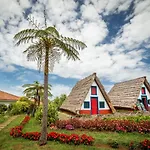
[91,97,98,115]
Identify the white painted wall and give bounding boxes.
[138,84,150,106]
[0,101,15,106]
[81,81,110,110]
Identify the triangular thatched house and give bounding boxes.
[60,73,116,115]
[0,90,20,106]
[108,76,150,111]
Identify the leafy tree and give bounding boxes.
[35,102,58,125]
[23,81,52,106]
[14,20,86,145]
[53,94,67,109]
[19,96,31,104]
[10,101,30,115]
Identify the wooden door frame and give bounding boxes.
[141,96,148,110]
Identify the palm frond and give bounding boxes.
[54,38,80,61]
[14,29,38,41]
[35,30,49,38]
[23,43,44,62]
[45,27,60,38]
[22,84,34,88]
[60,36,87,50]
[15,36,37,46]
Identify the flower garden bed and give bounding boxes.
[10,116,94,146]
[55,118,150,133]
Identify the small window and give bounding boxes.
[84,101,90,108]
[148,99,150,105]
[91,86,97,95]
[142,87,146,94]
[99,101,105,108]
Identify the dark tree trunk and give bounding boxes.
[38,95,40,106]
[39,48,49,146]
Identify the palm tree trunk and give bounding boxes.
[38,95,40,106]
[39,48,49,145]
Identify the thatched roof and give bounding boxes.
[60,73,116,114]
[108,76,150,109]
[0,90,20,101]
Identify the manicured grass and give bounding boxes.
[0,115,150,150]
[0,114,10,124]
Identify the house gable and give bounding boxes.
[137,83,150,110]
[80,81,111,114]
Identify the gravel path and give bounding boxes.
[0,115,18,131]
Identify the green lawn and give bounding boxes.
[0,115,149,150]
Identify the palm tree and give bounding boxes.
[23,81,52,106]
[14,26,86,145]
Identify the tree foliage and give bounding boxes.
[10,101,30,115]
[23,81,52,106]
[35,102,58,125]
[53,94,67,109]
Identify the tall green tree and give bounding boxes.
[23,81,52,106]
[53,94,67,109]
[14,25,86,145]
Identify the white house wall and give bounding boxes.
[138,84,150,106]
[0,101,13,106]
[81,81,110,110]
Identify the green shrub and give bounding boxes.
[10,101,30,115]
[7,103,13,112]
[35,103,58,125]
[53,94,66,109]
[19,96,31,104]
[104,115,150,122]
[108,141,119,148]
[0,104,7,114]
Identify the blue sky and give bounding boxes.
[0,0,150,97]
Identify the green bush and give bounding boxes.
[19,96,31,104]
[108,141,119,149]
[35,102,58,125]
[0,104,7,114]
[7,104,13,112]
[53,94,66,109]
[104,115,150,122]
[10,101,30,115]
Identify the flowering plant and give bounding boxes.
[10,115,30,137]
[65,124,74,130]
[56,119,150,134]
[10,116,94,146]
[140,139,150,150]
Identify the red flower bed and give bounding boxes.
[10,126,23,137]
[10,115,30,137]
[10,116,94,146]
[47,132,94,145]
[55,118,150,133]
[22,132,41,141]
[140,139,150,150]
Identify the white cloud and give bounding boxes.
[81,4,100,21]
[85,0,132,15]
[0,60,16,72]
[0,0,150,86]
[0,85,24,97]
[51,84,71,97]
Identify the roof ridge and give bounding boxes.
[76,73,96,83]
[0,90,19,98]
[114,76,146,85]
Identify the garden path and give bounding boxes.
[0,115,18,131]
